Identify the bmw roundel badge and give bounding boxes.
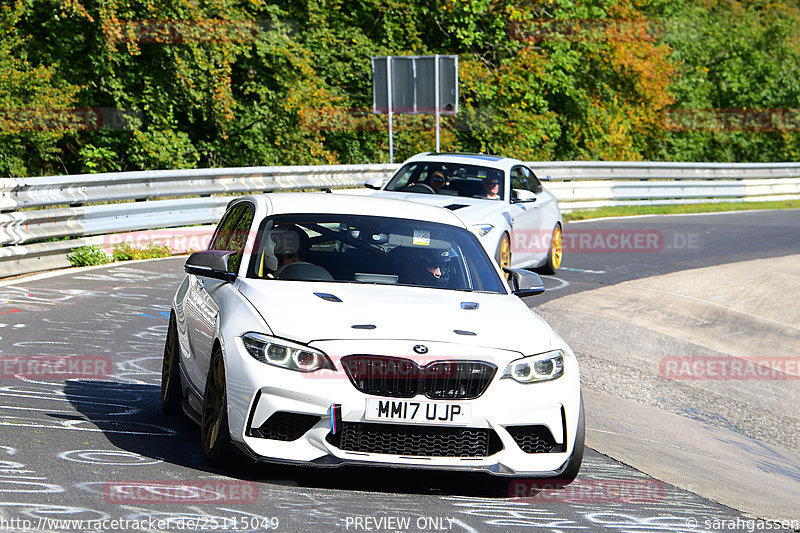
[413,345,428,354]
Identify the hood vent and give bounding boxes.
[314,292,342,302]
[445,204,469,211]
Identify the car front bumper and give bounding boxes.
[224,337,582,477]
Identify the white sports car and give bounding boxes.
[161,193,583,483]
[365,152,564,273]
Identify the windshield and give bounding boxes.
[384,162,505,200]
[247,214,506,294]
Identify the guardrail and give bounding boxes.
[2,161,799,278]
[527,161,800,211]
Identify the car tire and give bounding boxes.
[161,314,183,415]
[202,347,234,466]
[537,224,562,275]
[495,232,511,272]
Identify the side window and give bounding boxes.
[417,164,441,185]
[210,205,245,251]
[387,163,420,190]
[209,203,255,273]
[510,166,531,192]
[525,167,544,194]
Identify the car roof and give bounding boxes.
[234,192,469,228]
[403,152,522,170]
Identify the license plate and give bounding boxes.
[365,398,471,425]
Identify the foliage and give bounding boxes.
[68,245,110,266]
[2,0,800,177]
[651,0,800,161]
[0,0,82,176]
[111,242,172,261]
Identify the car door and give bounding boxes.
[507,165,550,266]
[184,202,254,390]
[526,166,560,259]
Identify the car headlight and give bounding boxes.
[502,350,564,383]
[242,333,334,373]
[471,224,494,237]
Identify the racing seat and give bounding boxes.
[274,262,334,281]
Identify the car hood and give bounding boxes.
[368,190,508,226]
[237,279,553,353]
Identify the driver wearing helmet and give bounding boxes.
[413,248,452,287]
[269,225,310,277]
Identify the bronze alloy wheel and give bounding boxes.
[496,233,511,272]
[539,224,562,275]
[551,225,563,271]
[161,315,182,414]
[202,348,233,465]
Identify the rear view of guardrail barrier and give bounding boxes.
[0,164,395,278]
[528,161,800,211]
[2,161,800,278]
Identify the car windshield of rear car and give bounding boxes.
[384,162,505,200]
[248,213,507,294]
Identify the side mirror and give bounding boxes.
[511,189,537,203]
[364,177,384,190]
[185,250,238,283]
[503,268,545,297]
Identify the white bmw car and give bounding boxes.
[161,193,583,483]
[364,152,564,273]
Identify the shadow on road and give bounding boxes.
[64,379,520,498]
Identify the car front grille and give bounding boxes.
[248,412,321,441]
[505,425,565,453]
[341,355,496,400]
[326,422,503,457]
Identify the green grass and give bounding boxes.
[67,245,111,267]
[111,242,172,262]
[563,199,800,221]
[68,242,173,267]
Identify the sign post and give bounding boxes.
[372,55,458,162]
[434,54,440,152]
[387,57,393,163]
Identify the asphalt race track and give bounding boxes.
[0,210,798,533]
[536,209,800,300]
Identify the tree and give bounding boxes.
[0,0,81,176]
[652,0,800,161]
